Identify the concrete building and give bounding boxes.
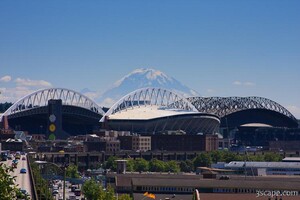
[224,161,300,176]
[2,138,24,151]
[150,134,218,151]
[106,173,300,200]
[106,139,120,153]
[132,135,151,152]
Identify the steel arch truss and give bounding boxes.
[102,87,198,120]
[1,88,105,121]
[187,96,296,120]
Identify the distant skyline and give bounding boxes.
[0,1,299,118]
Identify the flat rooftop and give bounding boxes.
[108,173,300,191]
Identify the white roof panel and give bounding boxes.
[108,105,198,120]
[226,161,300,169]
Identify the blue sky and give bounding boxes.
[0,1,300,118]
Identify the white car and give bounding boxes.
[52,189,59,195]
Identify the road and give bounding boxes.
[53,180,83,200]
[3,155,32,199]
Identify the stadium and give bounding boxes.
[101,87,220,135]
[0,87,298,142]
[0,88,105,139]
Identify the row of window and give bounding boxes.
[133,138,151,142]
[213,188,257,193]
[133,147,151,150]
[107,143,120,147]
[269,168,300,172]
[133,143,151,146]
[139,186,194,193]
[107,148,120,152]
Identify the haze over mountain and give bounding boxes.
[84,68,199,107]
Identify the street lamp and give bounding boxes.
[34,161,67,200]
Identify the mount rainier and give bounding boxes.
[82,68,199,107]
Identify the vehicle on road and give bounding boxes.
[20,189,28,196]
[71,185,78,192]
[69,195,76,200]
[1,151,8,161]
[7,154,13,160]
[12,162,18,168]
[15,154,21,160]
[52,190,59,195]
[74,189,81,196]
[20,168,27,174]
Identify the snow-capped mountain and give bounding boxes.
[95,68,199,107]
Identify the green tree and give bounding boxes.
[82,179,132,200]
[210,150,224,163]
[222,151,243,163]
[264,152,282,162]
[253,154,265,161]
[104,186,116,200]
[179,160,194,172]
[0,163,29,200]
[30,160,52,200]
[66,164,80,178]
[126,159,135,172]
[165,160,180,173]
[0,102,13,113]
[118,194,132,200]
[82,179,102,200]
[134,158,149,172]
[242,154,264,162]
[193,153,212,168]
[104,156,118,171]
[149,159,165,172]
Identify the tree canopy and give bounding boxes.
[103,151,284,174]
[65,164,80,178]
[0,163,29,200]
[82,179,132,200]
[193,153,212,168]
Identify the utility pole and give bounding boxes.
[63,166,66,200]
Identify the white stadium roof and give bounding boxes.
[108,105,199,120]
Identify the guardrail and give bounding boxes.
[27,155,38,200]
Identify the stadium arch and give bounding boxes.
[102,87,220,135]
[187,96,298,128]
[0,88,105,138]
